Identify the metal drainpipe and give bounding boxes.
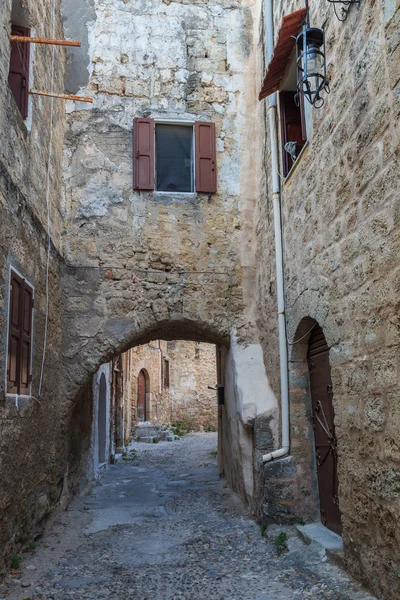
[262,0,290,463]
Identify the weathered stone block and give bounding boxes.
[367,465,400,500]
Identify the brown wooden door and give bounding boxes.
[308,325,342,535]
[137,370,146,422]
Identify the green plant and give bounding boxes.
[122,448,138,463]
[23,541,37,553]
[209,449,218,458]
[204,425,217,432]
[260,524,266,538]
[297,517,306,526]
[171,421,190,437]
[273,531,288,556]
[10,555,20,570]
[153,436,159,444]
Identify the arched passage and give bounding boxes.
[63,305,278,515]
[98,373,107,463]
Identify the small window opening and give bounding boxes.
[163,359,170,388]
[155,124,194,193]
[279,52,311,177]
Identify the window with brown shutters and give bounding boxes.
[279,91,306,177]
[8,25,30,120]
[7,269,34,395]
[195,121,217,193]
[133,118,217,194]
[133,118,155,191]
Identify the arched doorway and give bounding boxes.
[137,370,147,422]
[307,324,342,535]
[98,373,107,463]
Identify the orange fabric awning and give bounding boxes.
[259,8,306,100]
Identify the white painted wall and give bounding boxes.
[221,331,278,501]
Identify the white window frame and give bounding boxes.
[153,119,196,195]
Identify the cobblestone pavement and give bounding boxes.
[2,433,376,600]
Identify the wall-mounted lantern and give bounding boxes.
[327,0,360,22]
[296,1,329,108]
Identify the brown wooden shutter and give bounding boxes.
[7,270,33,395]
[195,121,217,193]
[20,281,33,395]
[279,91,306,177]
[7,271,23,394]
[133,117,154,190]
[8,25,30,120]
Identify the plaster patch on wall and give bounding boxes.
[62,0,96,93]
[230,331,277,426]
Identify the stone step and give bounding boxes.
[135,423,175,442]
[296,523,344,564]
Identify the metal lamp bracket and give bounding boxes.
[327,0,360,22]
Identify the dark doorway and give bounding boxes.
[98,373,107,463]
[137,370,147,422]
[307,325,342,536]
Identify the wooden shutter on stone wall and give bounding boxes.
[133,117,155,190]
[195,121,217,194]
[8,25,30,120]
[20,281,33,394]
[7,270,33,395]
[7,271,22,394]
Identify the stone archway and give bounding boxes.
[61,267,235,405]
[62,300,278,512]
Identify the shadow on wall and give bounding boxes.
[61,380,94,508]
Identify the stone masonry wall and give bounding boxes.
[0,0,68,576]
[257,0,400,597]
[167,341,218,431]
[122,340,217,438]
[60,0,262,393]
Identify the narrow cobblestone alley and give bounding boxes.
[2,434,375,600]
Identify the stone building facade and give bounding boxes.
[60,0,274,517]
[255,0,400,597]
[0,0,399,597]
[0,0,68,576]
[87,341,217,476]
[122,340,218,440]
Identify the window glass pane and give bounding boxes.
[156,124,193,192]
